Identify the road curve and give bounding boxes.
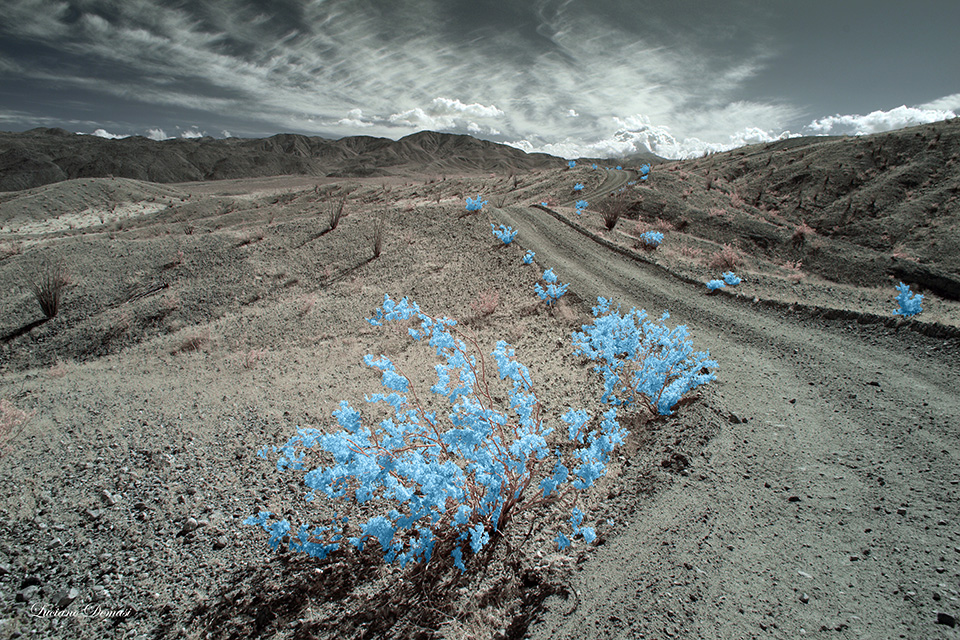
[493,204,960,639]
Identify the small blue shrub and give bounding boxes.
[893,282,923,316]
[534,268,569,306]
[722,271,741,286]
[246,295,626,571]
[592,163,598,170]
[706,279,726,291]
[574,183,584,191]
[522,250,535,264]
[568,160,576,169]
[491,223,518,245]
[616,166,622,171]
[572,298,718,415]
[639,231,664,248]
[575,200,589,214]
[465,195,487,212]
[640,164,650,181]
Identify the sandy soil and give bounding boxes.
[1,157,959,639]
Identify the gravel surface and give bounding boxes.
[1,136,959,639]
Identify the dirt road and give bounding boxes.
[493,204,960,639]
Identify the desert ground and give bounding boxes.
[1,122,960,639]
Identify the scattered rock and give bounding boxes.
[55,587,80,608]
[20,576,41,589]
[16,585,40,603]
[178,517,199,536]
[937,612,957,628]
[799,593,810,604]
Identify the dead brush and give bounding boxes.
[170,330,210,355]
[708,244,741,270]
[470,289,500,318]
[0,399,33,457]
[679,244,704,260]
[791,221,816,249]
[372,210,387,258]
[597,188,631,231]
[27,259,70,318]
[327,195,347,230]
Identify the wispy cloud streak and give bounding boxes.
[1,1,955,159]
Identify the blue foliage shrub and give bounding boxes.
[705,279,725,291]
[534,268,569,306]
[247,295,626,571]
[572,298,717,415]
[491,223,518,245]
[893,282,923,316]
[639,231,663,248]
[465,195,487,212]
[722,271,741,286]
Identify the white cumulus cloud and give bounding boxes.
[88,128,128,139]
[919,94,960,112]
[803,104,957,136]
[146,128,169,141]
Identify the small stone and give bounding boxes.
[897,508,907,516]
[788,496,801,503]
[213,536,228,550]
[799,593,810,604]
[56,587,80,608]
[20,576,41,589]
[937,612,957,628]
[180,517,199,535]
[101,489,118,506]
[16,585,40,603]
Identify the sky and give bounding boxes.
[1,0,959,159]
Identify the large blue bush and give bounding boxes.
[247,295,626,571]
[572,298,717,415]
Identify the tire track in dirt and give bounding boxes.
[493,204,960,639]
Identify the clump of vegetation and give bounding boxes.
[28,259,70,318]
[372,210,387,258]
[892,282,923,316]
[534,268,569,306]
[247,295,626,572]
[638,231,664,250]
[491,224,518,245]
[709,244,741,271]
[1,399,33,457]
[598,189,630,231]
[791,221,816,249]
[328,195,347,231]
[470,289,500,317]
